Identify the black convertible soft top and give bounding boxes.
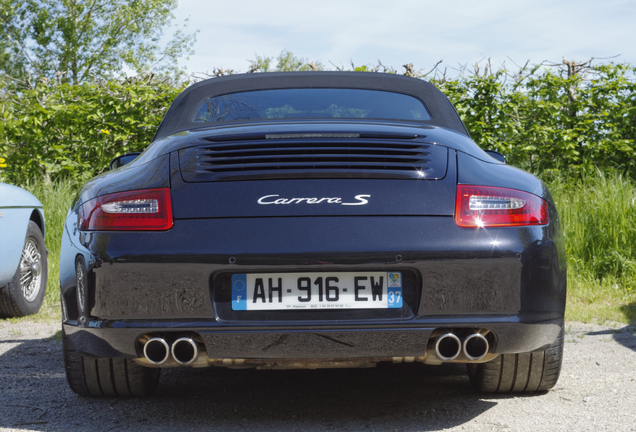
[153,72,470,141]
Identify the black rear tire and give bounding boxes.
[63,330,160,396]
[0,221,47,318]
[467,325,564,393]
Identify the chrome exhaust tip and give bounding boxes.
[143,337,170,364]
[435,333,462,361]
[463,333,489,361]
[171,337,198,365]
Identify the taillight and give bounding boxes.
[455,185,548,228]
[79,188,173,231]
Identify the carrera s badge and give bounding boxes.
[257,194,370,206]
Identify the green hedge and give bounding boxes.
[1,62,635,183]
[0,75,183,183]
[432,63,636,174]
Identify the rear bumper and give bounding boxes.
[60,215,566,361]
[61,216,566,317]
[63,316,563,360]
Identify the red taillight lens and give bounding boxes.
[455,185,548,228]
[79,188,173,231]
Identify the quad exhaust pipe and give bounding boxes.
[143,331,489,366]
[435,333,462,361]
[463,333,489,361]
[143,338,170,365]
[432,330,491,362]
[142,336,199,365]
[171,337,198,365]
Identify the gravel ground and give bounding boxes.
[0,320,635,432]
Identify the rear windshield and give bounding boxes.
[192,89,431,123]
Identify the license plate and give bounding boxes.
[231,272,403,311]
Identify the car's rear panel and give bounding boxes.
[62,214,563,355]
[60,124,566,365]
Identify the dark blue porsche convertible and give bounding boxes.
[59,72,566,396]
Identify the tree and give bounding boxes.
[247,50,324,73]
[0,0,197,83]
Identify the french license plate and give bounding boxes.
[231,272,403,311]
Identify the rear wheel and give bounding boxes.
[466,325,564,393]
[63,330,160,396]
[0,221,47,318]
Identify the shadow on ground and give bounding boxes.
[0,333,550,432]
[583,320,636,354]
[620,302,636,325]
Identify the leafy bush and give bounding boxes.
[1,60,635,184]
[433,62,636,174]
[0,75,183,183]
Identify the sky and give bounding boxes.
[171,0,636,76]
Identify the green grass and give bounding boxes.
[566,274,636,323]
[547,170,636,323]
[5,170,636,325]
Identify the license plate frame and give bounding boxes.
[231,271,403,311]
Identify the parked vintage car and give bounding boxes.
[0,183,47,317]
[59,72,566,397]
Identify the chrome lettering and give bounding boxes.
[257,194,370,205]
[342,194,371,206]
[257,195,279,204]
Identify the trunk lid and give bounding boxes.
[170,132,456,218]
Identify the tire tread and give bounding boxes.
[467,325,564,393]
[0,280,22,318]
[63,330,160,397]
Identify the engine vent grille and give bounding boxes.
[179,138,448,182]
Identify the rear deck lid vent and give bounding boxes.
[179,137,448,182]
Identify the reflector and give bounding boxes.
[455,185,548,228]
